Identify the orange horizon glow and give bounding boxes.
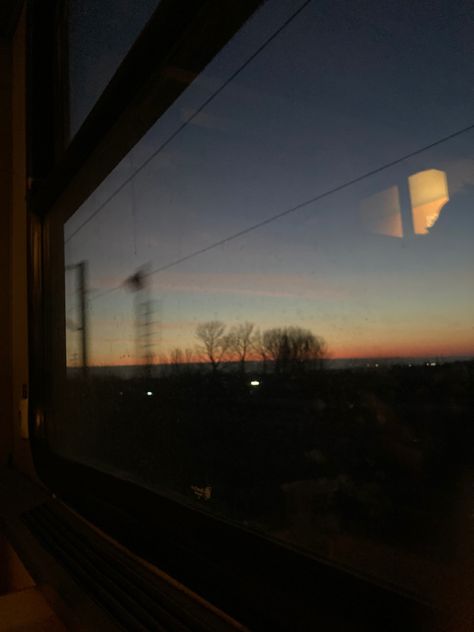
[67,316,474,368]
[69,343,474,368]
[66,163,473,371]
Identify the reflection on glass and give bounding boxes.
[409,168,449,235]
[57,0,474,622]
[362,168,450,239]
[361,186,403,238]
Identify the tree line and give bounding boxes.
[166,321,327,374]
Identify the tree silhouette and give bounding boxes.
[169,347,195,374]
[169,347,184,366]
[252,328,269,373]
[193,321,326,373]
[227,322,255,373]
[262,326,326,373]
[195,321,230,372]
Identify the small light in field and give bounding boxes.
[146,391,153,396]
[250,380,260,387]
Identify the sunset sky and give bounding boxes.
[65,0,474,367]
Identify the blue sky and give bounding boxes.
[65,0,474,365]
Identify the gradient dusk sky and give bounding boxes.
[64,0,474,367]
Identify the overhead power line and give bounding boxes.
[64,0,314,245]
[87,121,474,306]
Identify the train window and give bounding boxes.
[34,0,474,628]
[67,0,161,138]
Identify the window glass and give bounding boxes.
[68,0,160,138]
[57,0,473,609]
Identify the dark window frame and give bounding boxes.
[27,1,440,629]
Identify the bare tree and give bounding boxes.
[169,347,183,364]
[195,321,230,372]
[252,328,268,373]
[183,347,194,365]
[227,322,255,372]
[169,347,196,375]
[169,347,184,373]
[262,326,327,373]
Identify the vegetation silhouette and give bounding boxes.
[195,320,230,373]
[259,326,327,373]
[227,322,255,373]
[63,318,474,593]
[169,320,328,375]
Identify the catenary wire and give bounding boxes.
[86,121,474,306]
[64,0,314,245]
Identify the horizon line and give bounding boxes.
[67,353,474,370]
